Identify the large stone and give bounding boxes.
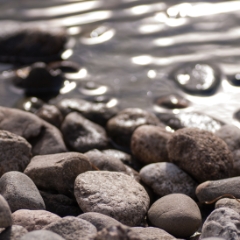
[148,193,202,238]
[24,152,92,196]
[0,171,45,212]
[0,225,28,240]
[0,194,12,228]
[74,171,150,226]
[0,131,31,177]
[44,216,97,240]
[20,230,64,240]
[140,162,197,198]
[201,207,240,239]
[12,209,61,231]
[167,128,233,182]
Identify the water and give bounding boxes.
[0,0,240,130]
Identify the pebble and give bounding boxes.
[40,191,82,217]
[0,171,45,212]
[20,230,64,240]
[140,162,197,198]
[18,97,44,113]
[0,225,28,240]
[0,130,31,177]
[131,125,171,164]
[201,207,240,239]
[167,128,233,182]
[196,177,240,203]
[148,193,202,238]
[24,152,92,196]
[215,198,240,215]
[44,216,97,240]
[12,209,61,231]
[232,150,240,176]
[0,194,12,228]
[106,108,162,148]
[74,171,150,226]
[0,107,66,155]
[61,112,108,152]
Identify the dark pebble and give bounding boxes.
[0,225,28,240]
[0,194,12,228]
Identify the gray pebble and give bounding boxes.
[0,171,45,212]
[12,209,61,231]
[0,194,12,228]
[0,225,28,240]
[148,193,202,238]
[44,216,97,240]
[215,198,240,215]
[24,152,92,196]
[196,177,240,203]
[74,171,150,226]
[0,130,31,177]
[201,207,240,239]
[61,112,108,152]
[140,162,197,198]
[20,230,64,240]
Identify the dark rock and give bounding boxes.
[131,125,171,164]
[40,191,82,217]
[44,216,97,240]
[140,162,197,198]
[74,171,150,226]
[232,149,240,176]
[167,128,233,182]
[201,207,240,239]
[0,171,45,212]
[215,198,240,215]
[0,130,31,177]
[61,112,108,152]
[107,108,162,148]
[0,194,12,228]
[24,152,92,196]
[0,107,67,155]
[12,209,60,231]
[148,193,202,238]
[155,113,184,131]
[20,230,64,240]
[0,225,28,240]
[48,61,80,73]
[227,73,240,87]
[196,177,240,203]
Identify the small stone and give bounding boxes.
[215,198,240,215]
[196,177,240,203]
[232,149,240,176]
[106,108,162,148]
[40,191,82,217]
[74,171,150,226]
[0,194,12,228]
[78,212,123,231]
[148,193,202,238]
[0,225,28,240]
[20,230,64,240]
[12,210,60,231]
[167,128,233,182]
[61,112,108,152]
[44,216,97,240]
[140,162,197,198]
[0,130,31,177]
[201,207,240,239]
[0,171,45,212]
[24,152,92,196]
[131,125,171,164]
[17,97,44,113]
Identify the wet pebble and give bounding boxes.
[148,193,202,238]
[140,162,197,198]
[215,198,240,215]
[0,171,45,212]
[0,194,12,228]
[18,97,44,113]
[20,230,64,240]
[12,209,61,231]
[61,112,108,152]
[228,73,240,86]
[167,128,233,182]
[0,225,28,240]
[74,171,150,226]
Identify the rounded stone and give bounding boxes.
[0,130,31,177]
[61,112,108,152]
[232,150,240,176]
[20,230,64,240]
[0,171,45,212]
[12,209,61,231]
[44,216,97,240]
[148,193,202,238]
[74,171,150,226]
[0,194,12,228]
[140,162,197,198]
[215,198,240,215]
[201,207,240,239]
[167,128,233,182]
[131,125,171,164]
[0,225,28,240]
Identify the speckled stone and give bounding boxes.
[140,162,197,198]
[215,198,240,215]
[0,225,28,240]
[74,171,150,226]
[167,128,233,182]
[20,230,64,240]
[0,194,12,228]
